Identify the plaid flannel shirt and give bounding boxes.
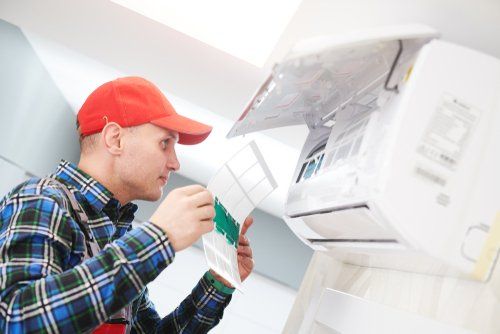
[0,160,232,333]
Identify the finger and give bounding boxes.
[240,216,253,235]
[200,220,215,234]
[238,255,255,270]
[179,184,206,196]
[196,204,215,221]
[237,245,253,258]
[190,189,214,208]
[238,234,249,246]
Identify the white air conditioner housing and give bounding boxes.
[227,25,500,280]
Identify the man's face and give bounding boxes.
[116,123,180,202]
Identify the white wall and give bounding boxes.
[0,158,31,200]
[269,0,500,66]
[0,19,80,177]
[148,246,297,333]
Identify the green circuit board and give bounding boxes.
[213,197,240,248]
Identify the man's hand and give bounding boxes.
[211,216,255,287]
[236,216,254,282]
[150,185,215,252]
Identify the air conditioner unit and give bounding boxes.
[227,25,500,280]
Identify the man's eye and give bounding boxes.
[161,140,169,149]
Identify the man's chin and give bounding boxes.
[140,189,163,202]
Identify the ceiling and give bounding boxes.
[1,0,499,149]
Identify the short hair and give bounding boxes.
[76,119,137,154]
[76,119,100,154]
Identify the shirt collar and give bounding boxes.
[103,198,138,224]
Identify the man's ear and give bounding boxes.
[101,122,124,155]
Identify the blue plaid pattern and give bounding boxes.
[0,160,231,333]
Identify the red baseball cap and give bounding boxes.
[77,76,212,145]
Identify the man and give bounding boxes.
[0,76,254,333]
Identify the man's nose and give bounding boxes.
[167,151,180,172]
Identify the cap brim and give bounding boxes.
[150,114,212,145]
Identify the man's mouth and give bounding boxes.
[159,176,168,185]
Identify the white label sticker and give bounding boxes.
[417,93,480,170]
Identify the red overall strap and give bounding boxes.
[48,178,133,334]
